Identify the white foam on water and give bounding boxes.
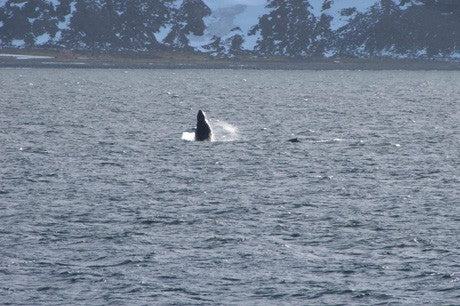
[181,131,196,141]
[209,119,239,142]
[312,138,344,143]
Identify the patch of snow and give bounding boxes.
[54,30,62,42]
[451,52,460,60]
[188,2,268,52]
[0,53,54,59]
[416,49,427,57]
[57,20,66,30]
[154,24,173,42]
[377,46,410,59]
[10,1,27,8]
[35,33,51,45]
[187,33,213,52]
[171,0,184,9]
[204,0,265,10]
[58,1,76,30]
[11,40,26,47]
[308,0,324,17]
[324,49,335,58]
[235,4,268,50]
[243,32,260,51]
[46,0,60,9]
[187,5,245,51]
[206,5,246,37]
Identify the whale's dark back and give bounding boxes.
[195,110,212,141]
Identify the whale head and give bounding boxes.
[195,110,212,141]
[197,109,206,123]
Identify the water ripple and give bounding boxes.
[0,69,458,304]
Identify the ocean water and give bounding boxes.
[0,68,458,304]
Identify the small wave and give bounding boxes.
[99,162,124,167]
[19,146,50,155]
[86,259,141,268]
[310,138,344,144]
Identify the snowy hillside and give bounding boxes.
[188,0,459,58]
[0,0,458,59]
[189,1,268,52]
[203,0,375,35]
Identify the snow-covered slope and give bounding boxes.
[196,0,458,58]
[194,0,389,53]
[189,1,268,52]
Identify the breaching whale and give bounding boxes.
[195,110,212,141]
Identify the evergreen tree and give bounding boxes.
[285,0,316,56]
[249,0,289,55]
[313,0,333,56]
[369,0,406,54]
[400,0,459,56]
[116,0,174,50]
[0,1,31,46]
[227,28,245,56]
[25,0,58,46]
[249,0,316,56]
[0,0,457,58]
[0,0,58,47]
[55,0,73,22]
[63,0,173,51]
[63,0,118,51]
[202,36,225,56]
[164,0,211,49]
[400,0,460,16]
[336,0,407,56]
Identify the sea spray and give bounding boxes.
[209,119,239,142]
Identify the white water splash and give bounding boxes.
[210,119,239,142]
[181,119,239,142]
[181,131,196,141]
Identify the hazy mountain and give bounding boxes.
[0,0,458,59]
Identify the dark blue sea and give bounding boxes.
[0,68,459,304]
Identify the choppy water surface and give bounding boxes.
[0,68,459,304]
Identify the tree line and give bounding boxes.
[0,0,458,58]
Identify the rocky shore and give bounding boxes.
[1,52,459,71]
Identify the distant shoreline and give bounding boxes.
[1,51,459,71]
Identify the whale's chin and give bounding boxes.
[195,133,212,141]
